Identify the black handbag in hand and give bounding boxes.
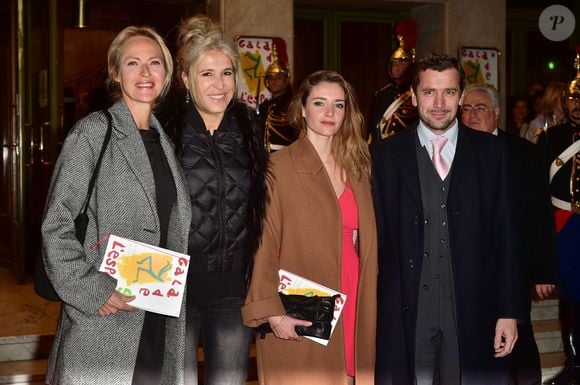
[33,111,113,301]
[256,292,340,340]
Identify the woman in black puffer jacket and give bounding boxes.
[174,15,268,385]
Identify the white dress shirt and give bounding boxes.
[417,119,459,167]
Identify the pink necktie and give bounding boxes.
[432,137,449,180]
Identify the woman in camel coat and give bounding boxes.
[242,70,378,385]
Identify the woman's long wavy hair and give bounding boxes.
[288,70,371,182]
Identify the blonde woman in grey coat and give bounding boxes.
[41,26,191,385]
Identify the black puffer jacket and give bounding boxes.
[180,102,268,299]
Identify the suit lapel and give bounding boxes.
[392,127,423,210]
[448,125,476,198]
[290,137,343,273]
[290,135,325,174]
[290,135,338,209]
[109,101,158,224]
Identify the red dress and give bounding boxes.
[339,184,359,377]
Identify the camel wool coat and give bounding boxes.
[242,136,378,385]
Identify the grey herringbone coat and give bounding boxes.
[41,100,192,385]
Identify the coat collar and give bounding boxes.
[107,100,158,224]
[390,123,422,209]
[108,100,190,244]
[390,121,476,208]
[183,101,238,135]
[448,123,478,198]
[287,133,372,201]
[288,134,375,270]
[288,134,326,175]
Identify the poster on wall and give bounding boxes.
[458,47,500,90]
[235,36,288,111]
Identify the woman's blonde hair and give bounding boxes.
[288,70,371,182]
[539,82,566,114]
[106,26,173,102]
[176,15,240,106]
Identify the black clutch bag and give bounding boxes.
[256,292,340,340]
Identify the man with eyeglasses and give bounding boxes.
[461,83,558,385]
[537,52,580,385]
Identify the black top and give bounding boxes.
[140,128,176,248]
[132,128,176,385]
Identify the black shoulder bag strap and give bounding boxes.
[35,110,113,301]
[74,110,113,245]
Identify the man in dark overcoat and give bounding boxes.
[461,83,558,385]
[372,53,526,385]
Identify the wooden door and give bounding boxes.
[0,0,24,281]
[0,0,52,283]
